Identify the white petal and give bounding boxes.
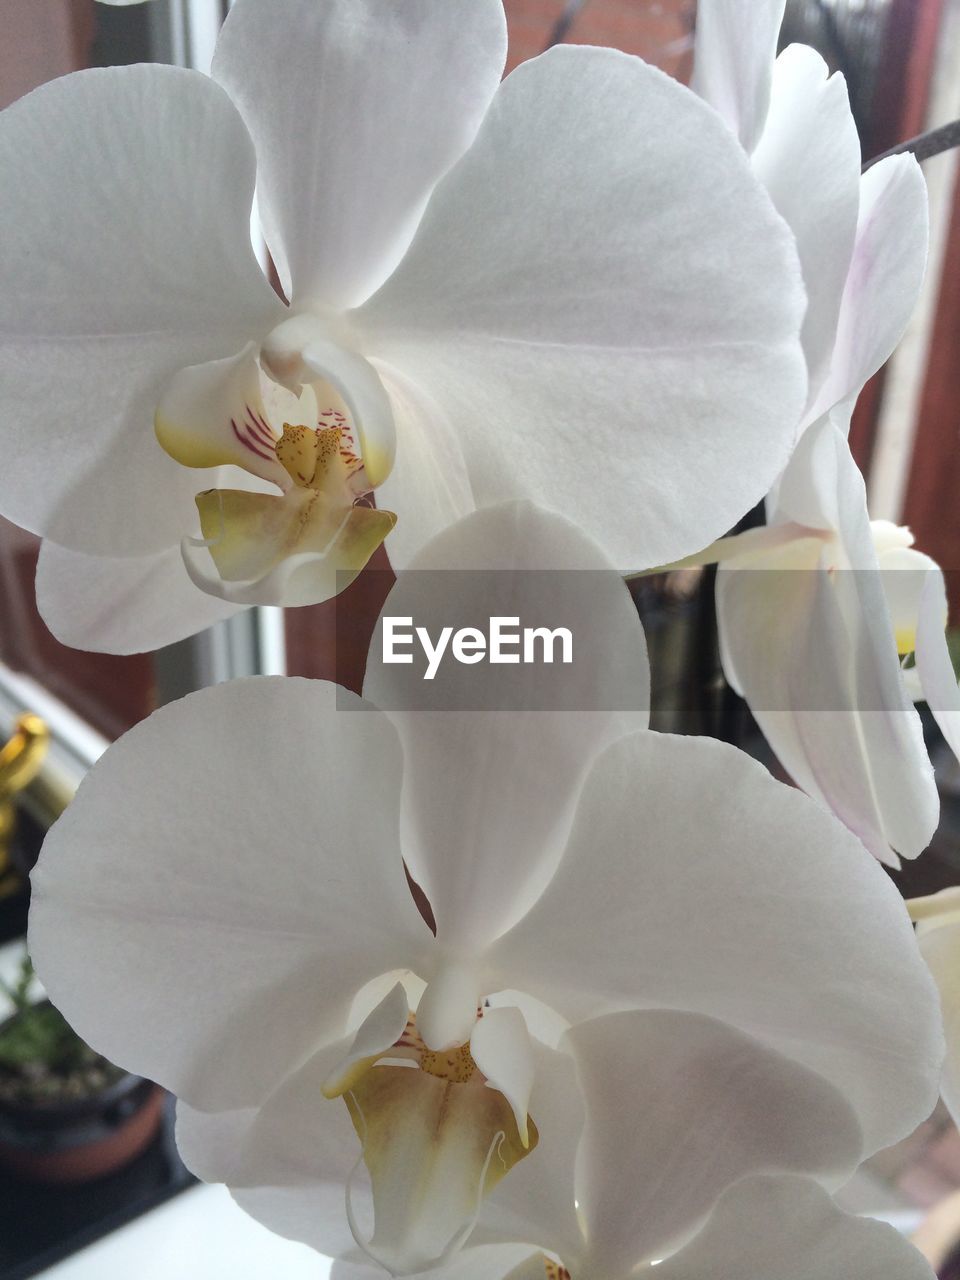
[716,559,910,866]
[212,0,507,310]
[916,919,960,1124]
[654,1174,936,1280]
[875,543,941,654]
[568,1009,862,1276]
[490,730,944,1158]
[155,343,290,492]
[771,412,848,531]
[29,678,432,1110]
[323,983,411,1098]
[807,154,929,430]
[804,437,937,861]
[331,1246,538,1280]
[478,1040,585,1269]
[356,46,807,571]
[0,65,283,556]
[715,558,938,865]
[728,422,938,865]
[364,502,650,950]
[751,46,862,404]
[915,567,960,759]
[691,0,784,151]
[35,540,242,655]
[299,341,396,489]
[372,362,476,572]
[178,1038,359,1189]
[176,1040,365,1260]
[470,1007,535,1148]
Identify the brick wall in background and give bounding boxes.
[503,0,695,77]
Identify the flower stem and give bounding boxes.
[864,118,960,172]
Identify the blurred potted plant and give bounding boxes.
[0,951,164,1183]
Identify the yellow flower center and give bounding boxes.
[544,1262,571,1280]
[419,1041,480,1084]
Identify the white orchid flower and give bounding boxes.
[0,0,807,656]
[693,0,928,430]
[661,0,938,864]
[706,419,939,867]
[325,1013,937,1280]
[30,504,941,1271]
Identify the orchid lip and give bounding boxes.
[328,995,538,1276]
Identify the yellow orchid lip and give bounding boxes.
[326,1004,539,1276]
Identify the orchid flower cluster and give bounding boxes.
[3,0,960,1276]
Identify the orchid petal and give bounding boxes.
[175,1038,359,1188]
[771,414,846,530]
[716,555,916,865]
[155,344,290,492]
[916,918,960,1124]
[183,489,396,607]
[490,730,943,1158]
[364,502,650,950]
[654,1174,936,1280]
[916,570,960,759]
[35,540,242,655]
[568,1010,862,1275]
[751,46,862,405]
[331,1246,539,1280]
[323,984,411,1099]
[357,46,807,571]
[212,0,507,310]
[725,421,938,865]
[875,543,941,655]
[0,65,282,556]
[300,341,397,489]
[691,0,785,152]
[715,553,938,865]
[365,363,475,571]
[799,433,937,860]
[807,154,929,430]
[29,678,431,1110]
[176,1038,368,1260]
[471,1008,535,1149]
[909,886,960,926]
[478,1040,585,1269]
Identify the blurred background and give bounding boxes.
[1,1,960,1276]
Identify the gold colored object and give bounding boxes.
[0,714,50,900]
